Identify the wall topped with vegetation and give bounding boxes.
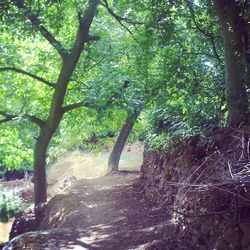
[139,126,250,250]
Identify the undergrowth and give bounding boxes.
[0,188,22,222]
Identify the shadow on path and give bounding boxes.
[5,173,174,250]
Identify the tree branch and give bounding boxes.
[11,0,69,60]
[0,67,55,88]
[63,80,131,113]
[101,0,143,25]
[0,111,16,124]
[36,23,69,60]
[25,115,45,128]
[101,0,135,35]
[78,0,100,33]
[69,0,100,58]
[187,1,222,64]
[83,57,105,74]
[62,100,92,113]
[0,111,45,128]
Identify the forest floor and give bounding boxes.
[5,172,175,250]
[3,143,176,249]
[37,172,174,249]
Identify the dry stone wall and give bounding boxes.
[139,128,250,250]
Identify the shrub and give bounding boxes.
[0,188,22,222]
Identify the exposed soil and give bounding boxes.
[3,143,176,249]
[5,172,174,249]
[47,143,144,197]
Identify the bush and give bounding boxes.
[0,188,22,222]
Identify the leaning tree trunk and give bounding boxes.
[7,0,100,213]
[214,0,249,125]
[108,112,140,171]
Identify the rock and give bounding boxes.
[0,243,6,250]
[3,228,84,250]
[9,211,38,240]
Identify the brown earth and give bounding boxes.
[4,172,175,250]
[47,142,144,197]
[3,143,178,249]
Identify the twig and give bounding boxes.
[165,203,225,218]
[101,0,140,36]
[247,138,250,162]
[240,132,246,161]
[228,161,234,180]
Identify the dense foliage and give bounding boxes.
[0,0,250,207]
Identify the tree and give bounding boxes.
[133,0,226,149]
[213,0,249,125]
[0,0,100,207]
[108,109,141,171]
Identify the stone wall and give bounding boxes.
[139,128,250,250]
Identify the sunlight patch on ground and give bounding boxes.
[47,143,143,196]
[79,231,110,245]
[92,185,114,191]
[109,216,126,223]
[0,220,13,243]
[84,202,98,208]
[129,241,158,250]
[89,224,112,230]
[137,225,157,233]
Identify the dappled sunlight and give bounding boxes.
[79,231,111,245]
[89,224,112,230]
[3,171,174,249]
[34,172,174,249]
[84,203,98,209]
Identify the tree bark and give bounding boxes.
[108,111,140,171]
[214,0,249,125]
[33,133,50,205]
[33,117,61,205]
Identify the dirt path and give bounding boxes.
[5,173,174,250]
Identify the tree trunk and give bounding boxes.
[33,121,60,206]
[214,0,249,125]
[108,112,140,171]
[33,137,49,206]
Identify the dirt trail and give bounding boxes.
[6,173,174,250]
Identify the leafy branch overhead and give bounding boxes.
[101,0,143,35]
[0,0,248,216]
[0,111,45,128]
[11,0,69,60]
[0,67,55,88]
